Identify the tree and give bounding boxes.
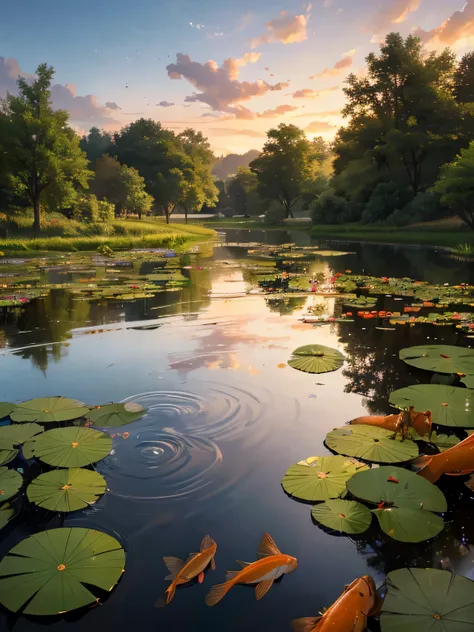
[250,124,323,218]
[226,167,260,216]
[432,142,474,229]
[0,64,90,232]
[80,127,113,168]
[454,53,474,104]
[121,165,153,219]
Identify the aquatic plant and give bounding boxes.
[288,344,345,374]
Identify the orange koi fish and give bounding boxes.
[350,406,432,438]
[292,576,379,632]
[205,533,297,606]
[415,432,474,483]
[156,535,217,607]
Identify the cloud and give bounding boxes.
[310,49,355,79]
[167,52,287,119]
[157,100,175,107]
[372,0,421,32]
[250,11,309,48]
[414,1,474,48]
[237,12,254,32]
[0,57,121,130]
[257,104,299,118]
[291,86,339,99]
[305,120,337,133]
[293,108,342,118]
[208,128,266,138]
[324,0,333,6]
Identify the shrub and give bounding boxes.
[73,195,99,222]
[311,189,353,224]
[361,182,411,224]
[96,200,115,223]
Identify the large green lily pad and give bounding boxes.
[399,345,474,375]
[0,403,14,419]
[390,385,474,428]
[0,467,22,502]
[312,499,372,534]
[0,423,44,465]
[347,466,447,512]
[0,527,125,615]
[372,507,444,543]
[288,344,345,374]
[0,504,15,530]
[281,456,369,501]
[462,375,474,389]
[23,427,112,467]
[87,402,146,428]
[11,397,90,423]
[429,432,461,452]
[381,568,474,631]
[325,425,419,463]
[27,468,107,512]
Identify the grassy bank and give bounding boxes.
[0,217,215,252]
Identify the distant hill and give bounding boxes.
[212,149,260,180]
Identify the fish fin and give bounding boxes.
[368,595,384,617]
[185,553,199,563]
[163,556,186,580]
[291,617,322,632]
[211,555,216,571]
[155,584,176,608]
[225,570,241,581]
[200,534,214,551]
[412,455,442,483]
[205,581,233,607]
[257,533,281,558]
[164,573,174,581]
[236,560,252,567]
[198,572,205,584]
[445,469,474,477]
[255,579,274,601]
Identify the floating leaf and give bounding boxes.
[462,375,474,389]
[0,527,125,615]
[399,345,474,375]
[87,403,146,428]
[429,432,461,452]
[346,466,447,512]
[0,504,15,530]
[344,296,377,309]
[390,385,474,428]
[27,468,107,512]
[11,397,90,423]
[381,568,474,632]
[372,507,444,542]
[288,344,345,374]
[325,425,418,463]
[0,467,22,502]
[311,499,372,534]
[23,427,112,467]
[0,423,44,465]
[281,456,369,501]
[0,403,14,419]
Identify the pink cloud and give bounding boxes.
[257,104,299,118]
[291,86,339,99]
[414,1,474,47]
[305,120,337,133]
[311,49,355,79]
[250,11,309,48]
[372,0,421,32]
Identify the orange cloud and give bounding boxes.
[250,11,309,48]
[414,1,474,48]
[223,52,261,80]
[208,128,266,138]
[291,86,339,99]
[305,120,337,133]
[258,104,299,118]
[372,0,421,32]
[311,49,355,79]
[293,109,342,118]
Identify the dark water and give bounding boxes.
[0,229,473,631]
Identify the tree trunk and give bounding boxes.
[33,197,41,233]
[185,208,188,224]
[165,207,170,224]
[138,210,142,220]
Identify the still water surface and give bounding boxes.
[0,229,473,631]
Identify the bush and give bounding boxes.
[73,195,99,222]
[386,191,445,226]
[362,182,411,224]
[311,189,354,224]
[96,200,115,223]
[264,204,286,223]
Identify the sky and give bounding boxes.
[1,0,473,155]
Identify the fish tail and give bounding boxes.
[155,583,176,608]
[205,581,233,607]
[412,455,442,483]
[291,616,322,632]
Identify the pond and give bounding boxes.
[0,229,473,631]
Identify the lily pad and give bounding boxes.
[346,466,447,512]
[462,375,474,389]
[399,345,474,375]
[0,504,15,530]
[0,527,125,615]
[0,403,14,419]
[11,397,90,423]
[0,467,22,502]
[23,427,112,467]
[381,568,474,632]
[281,456,369,501]
[288,344,345,374]
[325,425,419,463]
[344,296,377,309]
[0,423,44,465]
[27,468,107,512]
[372,507,444,542]
[390,385,474,428]
[429,432,461,452]
[87,403,146,428]
[311,499,372,534]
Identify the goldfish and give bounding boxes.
[156,535,217,607]
[292,576,379,632]
[205,533,297,606]
[415,432,474,483]
[350,406,432,438]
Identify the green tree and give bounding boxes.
[80,127,113,168]
[226,167,261,216]
[432,142,474,229]
[454,52,474,104]
[250,124,323,218]
[121,165,153,219]
[0,64,90,232]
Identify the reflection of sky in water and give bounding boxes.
[1,237,474,632]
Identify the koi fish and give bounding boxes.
[205,533,297,606]
[350,406,432,438]
[292,576,379,632]
[415,432,474,483]
[156,534,217,607]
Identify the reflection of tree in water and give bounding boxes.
[265,296,308,315]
